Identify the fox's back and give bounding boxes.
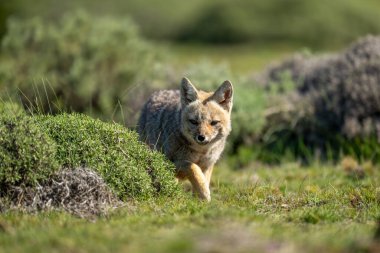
[137,89,182,152]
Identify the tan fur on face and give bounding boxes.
[181,98,231,146]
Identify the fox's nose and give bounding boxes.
[197,135,206,142]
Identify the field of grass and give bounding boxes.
[1,163,379,253]
[1,4,380,252]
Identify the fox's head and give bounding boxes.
[180,77,233,146]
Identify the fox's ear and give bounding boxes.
[180,77,198,106]
[212,80,233,112]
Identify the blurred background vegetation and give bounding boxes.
[1,0,380,167]
[2,0,380,47]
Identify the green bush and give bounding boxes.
[0,11,164,124]
[6,0,380,47]
[36,113,180,200]
[251,36,380,164]
[0,102,58,187]
[177,2,251,43]
[0,2,13,39]
[177,0,380,47]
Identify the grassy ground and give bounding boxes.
[1,162,379,253]
[2,3,380,252]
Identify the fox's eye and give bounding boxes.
[210,120,220,126]
[189,119,198,125]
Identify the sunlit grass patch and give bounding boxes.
[1,164,379,252]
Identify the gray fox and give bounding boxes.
[138,77,233,201]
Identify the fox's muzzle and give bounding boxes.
[195,134,211,145]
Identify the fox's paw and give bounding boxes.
[198,188,211,202]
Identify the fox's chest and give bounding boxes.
[190,142,225,169]
[196,154,218,170]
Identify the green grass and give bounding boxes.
[1,163,379,253]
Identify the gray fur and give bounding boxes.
[138,79,233,201]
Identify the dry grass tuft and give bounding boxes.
[1,167,122,218]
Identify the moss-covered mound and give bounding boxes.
[1,104,180,215]
[36,113,180,200]
[0,102,58,187]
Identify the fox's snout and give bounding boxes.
[196,134,206,143]
[189,123,218,145]
[195,133,210,145]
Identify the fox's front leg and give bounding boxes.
[175,162,211,201]
[203,166,214,188]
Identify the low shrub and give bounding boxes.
[253,35,380,163]
[0,102,58,187]
[36,113,180,200]
[177,2,251,44]
[176,0,380,47]
[0,11,165,125]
